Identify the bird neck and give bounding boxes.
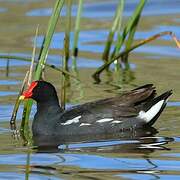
[36,99,63,112]
[33,101,63,138]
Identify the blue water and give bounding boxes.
[26,0,180,18]
[34,29,180,56]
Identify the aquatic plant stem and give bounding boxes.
[111,0,146,62]
[102,0,124,63]
[25,148,31,180]
[20,100,32,143]
[20,25,39,139]
[28,25,39,86]
[34,0,65,80]
[61,75,66,110]
[6,58,10,77]
[122,0,146,62]
[72,0,83,59]
[60,0,72,110]
[64,0,72,71]
[10,71,29,130]
[113,0,124,70]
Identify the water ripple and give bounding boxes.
[26,0,180,18]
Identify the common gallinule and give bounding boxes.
[20,81,172,145]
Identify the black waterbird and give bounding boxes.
[20,81,172,147]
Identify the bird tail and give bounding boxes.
[138,90,172,126]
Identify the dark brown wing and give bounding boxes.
[68,84,156,118]
[117,84,156,105]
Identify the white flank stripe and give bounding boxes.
[61,115,81,125]
[96,118,113,123]
[111,120,122,124]
[138,100,164,123]
[139,142,166,149]
[79,123,91,127]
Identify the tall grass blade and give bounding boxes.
[113,0,124,70]
[64,0,72,71]
[122,1,146,63]
[37,37,45,62]
[61,42,71,110]
[111,0,146,61]
[61,75,66,110]
[72,0,83,58]
[102,0,124,63]
[25,149,31,180]
[60,56,67,112]
[6,58,10,77]
[72,68,84,103]
[20,100,32,144]
[35,0,65,80]
[28,25,39,85]
[115,0,124,53]
[60,0,72,110]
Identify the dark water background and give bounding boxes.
[0,0,180,179]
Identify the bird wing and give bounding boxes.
[60,84,156,123]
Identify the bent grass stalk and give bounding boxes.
[93,31,180,82]
[0,55,78,79]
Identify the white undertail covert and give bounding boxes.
[138,100,165,123]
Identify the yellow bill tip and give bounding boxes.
[19,95,25,100]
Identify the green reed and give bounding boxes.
[35,0,65,80]
[113,0,124,71]
[102,0,124,63]
[93,0,147,81]
[60,0,72,110]
[20,26,39,140]
[121,0,146,63]
[64,0,72,71]
[6,58,10,77]
[111,0,146,62]
[72,0,83,58]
